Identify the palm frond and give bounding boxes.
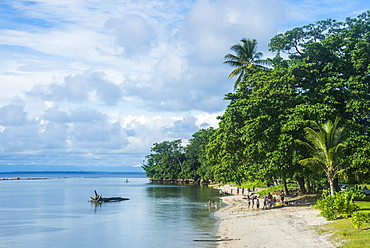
[224,53,240,61]
[224,38,266,90]
[295,139,316,155]
[298,157,325,174]
[224,60,244,67]
[297,117,347,195]
[234,74,243,90]
[228,67,244,79]
[333,168,346,177]
[304,127,327,153]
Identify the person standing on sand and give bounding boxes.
[267,193,273,209]
[263,196,268,210]
[280,191,285,204]
[256,198,260,210]
[247,196,251,209]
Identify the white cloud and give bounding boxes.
[0,98,27,126]
[0,0,369,171]
[69,107,106,123]
[104,14,156,56]
[163,116,200,138]
[182,0,286,63]
[27,71,123,105]
[38,122,69,149]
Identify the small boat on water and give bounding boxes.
[89,190,129,203]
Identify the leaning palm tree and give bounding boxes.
[296,117,347,196]
[224,38,268,90]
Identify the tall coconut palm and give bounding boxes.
[296,117,347,196]
[224,38,268,90]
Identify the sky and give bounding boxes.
[0,0,369,172]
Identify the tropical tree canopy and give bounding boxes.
[224,38,269,90]
[142,139,184,180]
[142,128,215,182]
[296,118,347,195]
[142,11,370,189]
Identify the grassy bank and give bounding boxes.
[317,199,370,247]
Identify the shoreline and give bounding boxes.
[213,185,338,248]
[1,177,51,180]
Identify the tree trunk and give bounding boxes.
[328,177,335,196]
[282,177,289,195]
[305,177,312,193]
[295,176,306,194]
[333,178,340,192]
[355,173,361,183]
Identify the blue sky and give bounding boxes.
[0,0,369,172]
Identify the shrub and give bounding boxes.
[238,180,266,189]
[315,189,365,220]
[351,212,370,230]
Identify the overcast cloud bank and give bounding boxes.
[0,0,368,172]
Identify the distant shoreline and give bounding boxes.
[0,171,147,181]
[1,177,50,181]
[0,171,145,174]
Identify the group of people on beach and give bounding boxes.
[206,199,220,208]
[218,186,287,211]
[247,191,286,210]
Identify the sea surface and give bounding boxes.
[0,172,222,248]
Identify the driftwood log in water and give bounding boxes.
[193,239,240,242]
[89,190,129,202]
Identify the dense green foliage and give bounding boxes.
[315,189,365,220]
[351,211,370,230]
[142,128,215,181]
[318,209,370,247]
[296,118,347,195]
[142,11,370,187]
[142,139,184,180]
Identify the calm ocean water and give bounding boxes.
[0,172,221,248]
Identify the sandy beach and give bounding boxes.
[214,185,338,248]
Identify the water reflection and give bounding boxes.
[0,176,221,248]
[145,184,222,246]
[90,201,102,212]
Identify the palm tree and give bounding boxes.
[224,38,268,90]
[296,117,347,196]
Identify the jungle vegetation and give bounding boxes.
[142,11,370,192]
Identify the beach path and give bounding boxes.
[215,187,337,248]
